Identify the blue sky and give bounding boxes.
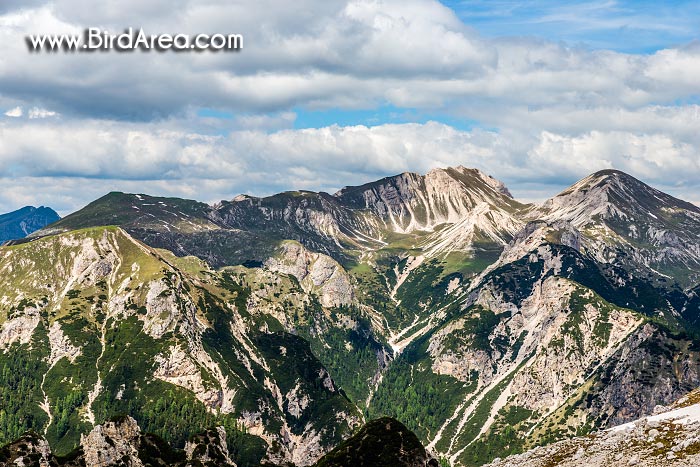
[442,0,700,53]
[1,0,700,213]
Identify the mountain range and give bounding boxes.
[1,166,699,466]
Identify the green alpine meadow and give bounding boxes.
[1,166,700,466]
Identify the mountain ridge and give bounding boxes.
[2,166,700,467]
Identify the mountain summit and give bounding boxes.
[33,167,524,268]
[536,169,700,226]
[532,169,700,284]
[334,166,520,233]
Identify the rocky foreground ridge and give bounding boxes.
[0,416,436,467]
[485,391,700,467]
[0,415,237,467]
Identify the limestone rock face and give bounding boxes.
[153,345,230,411]
[0,432,53,467]
[47,321,81,367]
[335,166,519,234]
[81,416,144,467]
[264,240,355,308]
[0,306,40,350]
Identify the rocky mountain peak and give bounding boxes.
[442,165,514,198]
[528,169,700,282]
[537,169,700,227]
[334,166,521,233]
[81,415,143,466]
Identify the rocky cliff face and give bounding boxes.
[419,270,652,464]
[334,167,521,234]
[81,416,145,466]
[562,323,700,429]
[264,241,355,308]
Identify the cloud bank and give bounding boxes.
[0,0,699,213]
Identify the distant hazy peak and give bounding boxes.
[0,205,60,243]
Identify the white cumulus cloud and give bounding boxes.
[0,118,699,214]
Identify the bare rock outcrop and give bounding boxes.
[265,241,354,307]
[81,415,144,467]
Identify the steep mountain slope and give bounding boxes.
[332,168,526,351]
[0,227,363,466]
[4,166,700,467]
[0,206,59,244]
[530,170,700,286]
[370,216,700,466]
[334,166,522,240]
[30,167,526,352]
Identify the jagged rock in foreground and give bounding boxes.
[2,416,436,467]
[484,401,700,467]
[313,417,438,467]
[0,415,236,467]
[0,431,54,467]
